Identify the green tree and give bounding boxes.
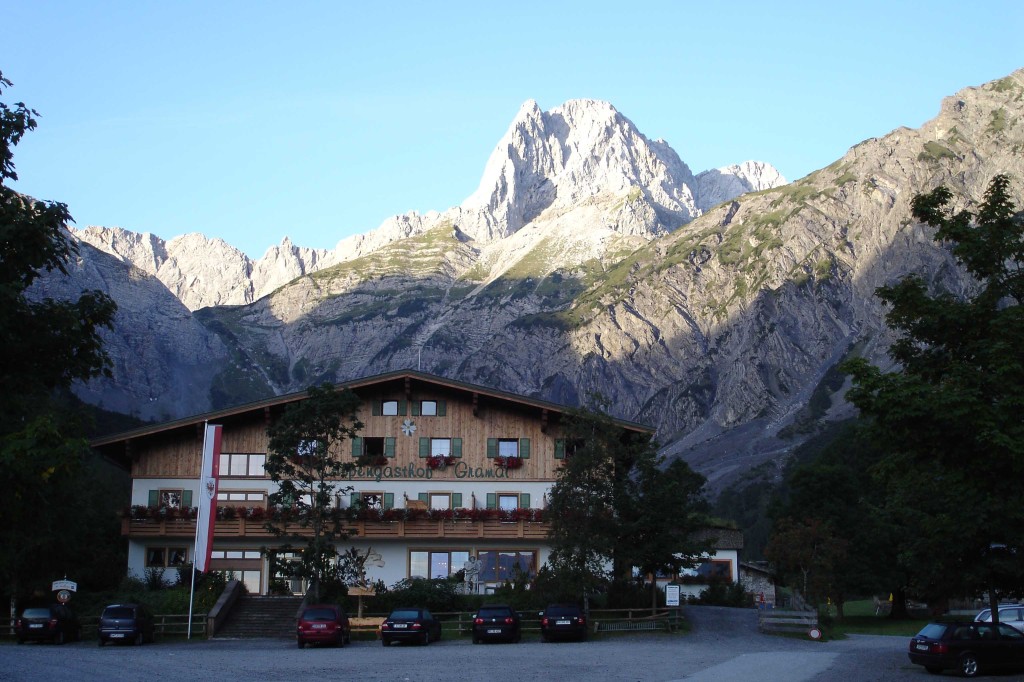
[844,175,1024,619]
[547,400,708,608]
[264,383,363,601]
[0,72,118,609]
[767,422,905,617]
[764,517,847,609]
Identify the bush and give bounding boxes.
[696,581,749,607]
[144,567,166,591]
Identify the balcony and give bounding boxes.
[121,516,551,541]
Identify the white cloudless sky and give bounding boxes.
[4,0,1024,258]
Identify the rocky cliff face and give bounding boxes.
[45,72,1024,491]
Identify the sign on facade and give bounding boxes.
[665,583,680,607]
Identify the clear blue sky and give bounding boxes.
[4,1,1023,258]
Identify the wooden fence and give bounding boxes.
[757,608,819,636]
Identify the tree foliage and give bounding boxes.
[844,175,1024,613]
[546,399,708,606]
[0,71,119,603]
[263,383,363,601]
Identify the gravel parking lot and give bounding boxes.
[3,605,1022,682]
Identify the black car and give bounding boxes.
[15,604,81,644]
[380,607,442,646]
[98,603,156,646]
[540,604,587,642]
[472,604,521,643]
[908,620,1024,677]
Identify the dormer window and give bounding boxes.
[412,400,446,416]
[382,400,399,416]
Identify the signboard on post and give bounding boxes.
[665,583,681,607]
[51,579,77,592]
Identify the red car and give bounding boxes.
[296,604,351,649]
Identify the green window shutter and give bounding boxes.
[486,493,496,509]
[554,439,565,459]
[385,437,396,458]
[419,437,430,458]
[520,438,531,459]
[412,401,420,417]
[350,492,360,508]
[487,438,497,458]
[398,400,408,416]
[384,493,394,510]
[148,490,159,507]
[182,490,193,508]
[418,493,428,504]
[452,438,463,458]
[371,402,381,416]
[452,493,462,508]
[352,436,363,457]
[437,400,446,416]
[519,493,531,508]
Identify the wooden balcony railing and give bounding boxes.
[121,517,551,540]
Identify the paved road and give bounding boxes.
[3,605,1024,681]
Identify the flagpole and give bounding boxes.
[188,421,210,639]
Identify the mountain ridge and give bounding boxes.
[40,70,1024,494]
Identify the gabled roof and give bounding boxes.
[90,369,653,449]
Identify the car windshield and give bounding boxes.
[102,607,134,619]
[389,610,421,619]
[302,608,337,621]
[916,623,949,639]
[546,606,579,617]
[22,608,50,618]
[478,607,512,618]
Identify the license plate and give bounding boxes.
[312,623,327,629]
[394,624,407,629]
[915,643,929,651]
[487,628,502,634]
[111,633,125,638]
[557,620,571,625]
[29,624,43,629]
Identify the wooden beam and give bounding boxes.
[404,377,412,401]
[472,392,479,417]
[540,409,549,433]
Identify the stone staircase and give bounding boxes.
[214,595,303,639]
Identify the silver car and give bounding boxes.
[976,604,1024,633]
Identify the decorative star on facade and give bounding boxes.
[401,419,417,436]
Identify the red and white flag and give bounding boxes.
[194,423,222,573]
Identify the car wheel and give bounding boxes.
[133,632,143,646]
[472,635,480,644]
[17,638,24,645]
[420,631,429,646]
[924,665,943,675]
[98,638,105,647]
[959,652,979,677]
[55,631,65,645]
[381,638,389,647]
[541,633,548,643]
[297,640,305,649]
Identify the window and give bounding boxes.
[555,438,584,459]
[373,400,408,416]
[216,491,267,508]
[476,550,537,582]
[418,437,462,458]
[352,436,396,459]
[211,549,262,594]
[409,550,470,579]
[487,438,531,459]
[146,546,188,568]
[147,489,192,508]
[498,494,519,511]
[348,491,394,510]
[486,492,531,510]
[696,559,733,579]
[412,400,446,416]
[219,453,266,477]
[417,492,463,509]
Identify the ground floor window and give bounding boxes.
[409,550,471,580]
[216,491,267,507]
[146,546,188,568]
[210,549,263,594]
[477,550,536,583]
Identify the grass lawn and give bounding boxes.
[827,599,929,638]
